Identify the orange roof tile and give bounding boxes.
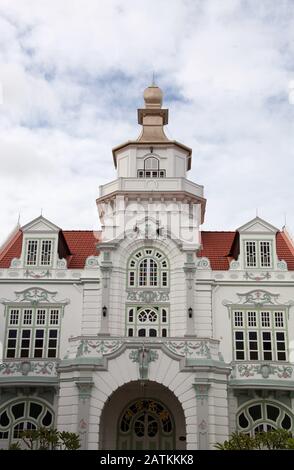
[198,231,236,270]
[1,229,294,271]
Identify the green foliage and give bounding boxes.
[8,442,21,450]
[215,429,294,450]
[10,427,80,451]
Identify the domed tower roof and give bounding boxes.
[137,82,169,142]
[143,85,163,109]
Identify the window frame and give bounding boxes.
[244,239,273,269]
[126,305,169,338]
[127,248,169,289]
[24,238,54,267]
[5,306,61,360]
[137,156,166,178]
[232,308,288,362]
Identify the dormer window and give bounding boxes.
[26,240,53,267]
[245,241,272,268]
[138,157,166,178]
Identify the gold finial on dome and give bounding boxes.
[143,84,163,109]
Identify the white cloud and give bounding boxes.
[0,0,294,243]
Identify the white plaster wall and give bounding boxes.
[212,283,294,363]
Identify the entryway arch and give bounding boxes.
[99,380,186,450]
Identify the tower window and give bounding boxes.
[137,156,166,178]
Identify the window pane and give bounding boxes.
[145,157,159,170]
[6,329,18,358]
[139,259,148,286]
[149,259,158,286]
[40,240,52,265]
[23,309,33,325]
[234,312,243,327]
[260,241,271,267]
[50,309,59,325]
[275,312,284,328]
[20,330,31,357]
[26,240,38,265]
[9,309,19,326]
[34,329,44,358]
[247,311,256,327]
[246,241,257,267]
[36,309,46,325]
[261,311,270,327]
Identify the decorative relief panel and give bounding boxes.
[165,340,211,359]
[196,257,211,270]
[223,289,294,307]
[0,360,57,377]
[85,256,99,268]
[129,347,159,379]
[244,272,271,281]
[127,290,169,302]
[76,339,122,358]
[230,363,293,380]
[24,269,51,279]
[0,287,70,306]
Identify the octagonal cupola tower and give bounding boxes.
[97,84,206,249]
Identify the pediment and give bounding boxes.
[21,216,60,233]
[237,217,278,234]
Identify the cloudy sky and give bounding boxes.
[1,0,294,244]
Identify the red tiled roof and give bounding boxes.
[0,230,23,268]
[1,228,294,271]
[276,232,294,271]
[0,230,100,269]
[198,231,236,270]
[62,231,100,268]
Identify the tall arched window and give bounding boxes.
[137,156,166,178]
[128,248,169,289]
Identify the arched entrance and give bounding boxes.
[99,381,186,450]
[118,399,174,450]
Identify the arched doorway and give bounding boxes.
[118,399,174,450]
[99,381,186,450]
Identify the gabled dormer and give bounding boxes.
[20,216,61,270]
[237,217,279,270]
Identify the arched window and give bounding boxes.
[137,156,166,178]
[0,399,54,446]
[237,401,293,436]
[128,248,169,289]
[127,307,168,337]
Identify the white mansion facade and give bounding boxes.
[1,85,294,450]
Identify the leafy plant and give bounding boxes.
[12,427,80,450]
[215,429,294,450]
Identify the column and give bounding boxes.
[184,252,196,336]
[193,381,211,450]
[75,378,94,450]
[98,249,113,335]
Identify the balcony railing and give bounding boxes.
[99,177,204,199]
[64,335,222,362]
